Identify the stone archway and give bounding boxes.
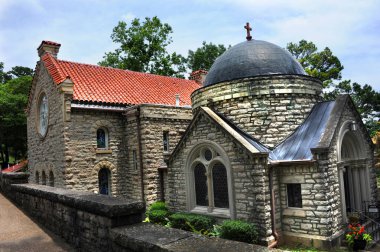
[337,121,369,221]
[92,160,116,195]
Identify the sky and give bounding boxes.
[0,0,379,90]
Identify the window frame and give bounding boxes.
[96,127,109,150]
[163,131,169,152]
[286,183,303,208]
[186,141,234,218]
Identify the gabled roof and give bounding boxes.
[41,53,200,106]
[170,107,269,162]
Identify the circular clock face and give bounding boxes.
[38,94,48,136]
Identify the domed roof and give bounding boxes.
[204,39,306,86]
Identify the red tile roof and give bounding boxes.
[41,53,201,106]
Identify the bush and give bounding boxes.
[219,220,258,243]
[148,209,170,225]
[148,201,168,211]
[169,212,216,232]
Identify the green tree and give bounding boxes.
[0,62,12,84]
[99,16,186,78]
[286,40,344,88]
[187,41,228,72]
[0,76,32,167]
[287,40,380,136]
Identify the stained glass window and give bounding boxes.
[97,129,106,149]
[194,163,208,206]
[212,163,229,208]
[204,149,212,161]
[99,168,110,195]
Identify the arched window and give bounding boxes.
[98,168,111,195]
[187,143,232,217]
[194,163,207,206]
[212,163,229,208]
[97,128,108,149]
[49,171,54,187]
[41,171,46,185]
[35,171,40,184]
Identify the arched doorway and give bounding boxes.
[98,168,111,195]
[338,121,369,221]
[49,171,54,187]
[41,171,47,185]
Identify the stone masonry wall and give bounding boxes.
[27,61,66,187]
[191,75,322,147]
[168,112,273,242]
[277,164,332,237]
[125,105,193,205]
[0,173,144,252]
[63,109,128,197]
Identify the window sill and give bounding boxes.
[96,149,112,154]
[191,206,230,218]
[282,208,306,217]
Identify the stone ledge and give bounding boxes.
[111,223,274,252]
[10,184,145,218]
[96,149,113,154]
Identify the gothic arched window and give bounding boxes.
[35,171,40,184]
[97,128,108,149]
[188,143,232,217]
[98,168,111,195]
[41,171,46,185]
[49,171,54,187]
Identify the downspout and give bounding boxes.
[268,165,279,248]
[136,107,145,201]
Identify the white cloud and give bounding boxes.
[121,12,136,22]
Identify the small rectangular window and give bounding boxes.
[287,183,302,208]
[133,150,138,170]
[163,131,169,152]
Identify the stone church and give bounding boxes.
[27,27,377,248]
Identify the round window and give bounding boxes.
[38,93,48,136]
[204,149,213,161]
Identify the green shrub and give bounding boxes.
[148,209,170,225]
[219,220,258,243]
[169,212,215,232]
[148,201,168,211]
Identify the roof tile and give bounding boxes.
[41,53,200,106]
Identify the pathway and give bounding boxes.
[0,193,75,252]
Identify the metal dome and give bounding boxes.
[203,40,306,86]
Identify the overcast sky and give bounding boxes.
[0,0,379,90]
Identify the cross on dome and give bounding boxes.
[244,22,252,41]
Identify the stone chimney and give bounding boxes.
[189,70,208,85]
[37,40,61,58]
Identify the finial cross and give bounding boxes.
[244,22,252,41]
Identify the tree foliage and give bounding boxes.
[287,40,343,88]
[99,16,186,78]
[187,41,228,72]
[287,40,380,136]
[0,62,33,167]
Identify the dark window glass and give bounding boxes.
[35,171,39,184]
[204,149,212,161]
[97,129,106,148]
[194,163,208,206]
[99,168,110,195]
[163,131,169,152]
[212,163,229,208]
[41,171,46,185]
[49,171,54,187]
[287,184,302,208]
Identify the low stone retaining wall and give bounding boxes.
[0,172,145,251]
[0,173,275,251]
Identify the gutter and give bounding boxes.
[268,166,279,248]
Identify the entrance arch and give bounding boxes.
[98,168,111,195]
[337,121,369,221]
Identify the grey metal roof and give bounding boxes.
[204,40,306,86]
[270,101,336,161]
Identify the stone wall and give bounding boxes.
[27,62,66,187]
[125,105,193,205]
[0,173,145,252]
[168,112,273,243]
[64,108,128,197]
[191,75,322,147]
